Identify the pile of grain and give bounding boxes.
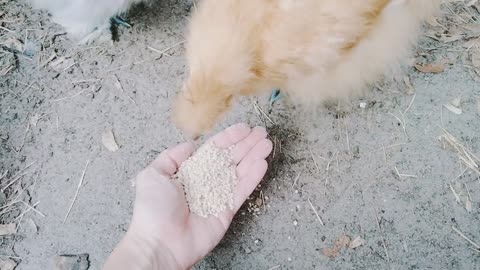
[176,142,237,218]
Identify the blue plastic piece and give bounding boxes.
[269,89,282,106]
[112,16,132,28]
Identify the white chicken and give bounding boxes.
[30,0,145,44]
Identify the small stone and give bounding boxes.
[0,258,17,270]
[359,102,367,109]
[244,247,252,254]
[55,254,90,270]
[101,129,120,152]
[476,98,480,114]
[255,197,263,206]
[293,220,298,226]
[287,257,292,262]
[0,191,7,207]
[0,223,16,236]
[353,146,360,159]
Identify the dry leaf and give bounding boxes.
[102,129,119,152]
[322,235,351,258]
[426,16,440,27]
[0,258,17,270]
[415,62,446,74]
[450,97,461,108]
[349,236,366,249]
[5,38,24,52]
[0,223,16,235]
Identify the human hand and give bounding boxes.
[104,123,272,270]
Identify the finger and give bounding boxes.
[233,160,268,212]
[213,159,269,227]
[150,142,195,176]
[208,123,251,148]
[231,126,268,164]
[237,139,273,178]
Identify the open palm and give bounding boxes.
[130,123,272,269]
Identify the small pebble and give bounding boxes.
[55,254,90,270]
[0,258,17,270]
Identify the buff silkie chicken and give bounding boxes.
[30,0,145,44]
[173,0,441,138]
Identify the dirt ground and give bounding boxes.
[1,0,479,269]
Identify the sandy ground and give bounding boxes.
[1,0,480,269]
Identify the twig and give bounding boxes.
[15,201,43,221]
[52,86,93,102]
[292,173,301,188]
[252,101,274,125]
[310,150,321,174]
[403,94,417,115]
[374,209,391,265]
[326,151,338,172]
[345,118,351,152]
[147,40,185,56]
[452,167,468,182]
[449,184,461,203]
[113,75,136,105]
[20,200,45,218]
[389,112,407,137]
[63,160,90,224]
[1,161,35,192]
[307,198,324,226]
[452,226,480,250]
[394,166,418,179]
[0,25,14,33]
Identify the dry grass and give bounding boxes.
[440,128,480,176]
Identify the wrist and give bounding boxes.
[104,229,182,270]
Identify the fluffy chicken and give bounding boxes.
[30,0,145,43]
[173,0,441,138]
